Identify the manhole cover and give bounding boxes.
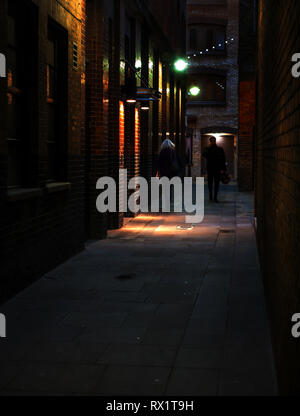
[176,225,194,231]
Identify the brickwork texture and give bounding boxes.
[256,0,300,395]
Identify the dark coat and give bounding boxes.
[203,145,226,173]
[158,148,181,178]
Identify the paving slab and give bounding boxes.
[166,368,219,396]
[92,366,171,396]
[0,187,277,395]
[6,363,106,394]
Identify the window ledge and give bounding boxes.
[7,188,42,202]
[45,182,71,194]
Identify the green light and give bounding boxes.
[174,59,188,72]
[189,86,201,96]
[135,59,142,69]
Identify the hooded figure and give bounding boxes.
[158,139,181,179]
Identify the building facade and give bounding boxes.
[85,0,187,239]
[256,0,300,395]
[238,0,257,191]
[0,0,186,301]
[186,0,239,180]
[0,0,87,302]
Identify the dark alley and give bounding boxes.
[0,0,300,400]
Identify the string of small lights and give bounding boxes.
[187,37,235,59]
[216,81,225,90]
[185,37,236,95]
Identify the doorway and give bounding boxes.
[201,133,237,179]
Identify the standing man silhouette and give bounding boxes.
[203,137,226,203]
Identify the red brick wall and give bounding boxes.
[85,0,109,238]
[239,79,255,190]
[256,0,300,395]
[135,108,140,178]
[119,102,125,162]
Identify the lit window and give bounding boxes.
[188,73,226,105]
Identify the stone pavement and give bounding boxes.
[0,187,278,396]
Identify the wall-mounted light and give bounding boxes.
[141,106,150,111]
[174,59,188,72]
[122,63,137,103]
[189,86,201,97]
[135,59,142,70]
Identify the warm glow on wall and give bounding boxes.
[159,62,163,93]
[7,69,13,88]
[135,108,140,157]
[73,0,83,19]
[179,89,182,124]
[119,102,125,160]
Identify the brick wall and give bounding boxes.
[238,79,255,190]
[147,0,186,53]
[86,0,110,238]
[238,0,257,191]
[0,2,6,197]
[0,0,186,302]
[256,0,300,395]
[0,0,86,302]
[186,0,239,179]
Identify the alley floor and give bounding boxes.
[0,186,278,396]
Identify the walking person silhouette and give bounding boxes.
[203,137,226,203]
